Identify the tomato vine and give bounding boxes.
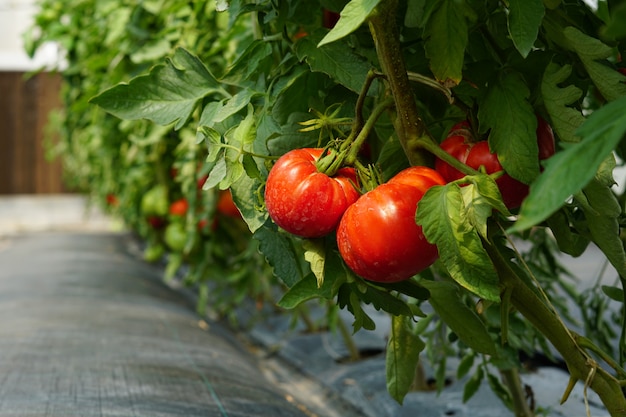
[27,0,626,415]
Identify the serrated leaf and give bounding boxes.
[478,72,538,184]
[318,0,381,47]
[277,274,325,309]
[241,153,262,180]
[421,280,497,355]
[296,31,371,95]
[230,172,267,233]
[386,315,425,404]
[507,0,544,58]
[360,287,413,317]
[254,223,309,287]
[416,184,500,302]
[349,290,376,332]
[91,48,223,130]
[424,0,473,85]
[303,239,326,288]
[541,62,585,143]
[563,26,626,102]
[577,179,626,279]
[221,40,273,87]
[461,174,510,238]
[213,89,258,125]
[511,95,626,232]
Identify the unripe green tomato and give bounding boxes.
[164,222,187,252]
[141,185,169,216]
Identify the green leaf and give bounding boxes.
[463,366,484,402]
[424,0,473,85]
[510,95,626,233]
[416,184,501,302]
[230,172,267,233]
[541,62,585,144]
[213,89,258,125]
[478,71,538,184]
[577,179,626,278]
[220,105,256,189]
[457,351,476,380]
[461,174,510,238]
[90,48,223,130]
[420,280,497,355]
[296,31,373,95]
[563,27,626,102]
[348,290,376,332]
[545,209,589,257]
[220,40,274,87]
[507,0,544,58]
[303,239,326,288]
[386,315,425,404]
[277,274,327,309]
[318,0,382,47]
[602,285,625,303]
[601,2,626,40]
[254,223,309,287]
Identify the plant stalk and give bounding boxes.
[501,368,535,417]
[485,239,626,417]
[368,0,434,167]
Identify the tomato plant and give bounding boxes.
[435,117,555,208]
[337,166,444,282]
[265,148,359,238]
[28,0,626,415]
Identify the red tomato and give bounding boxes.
[265,148,360,238]
[217,190,241,218]
[147,215,166,230]
[169,198,189,217]
[435,116,555,209]
[323,10,340,29]
[336,166,445,283]
[105,193,119,207]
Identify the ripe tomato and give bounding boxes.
[435,116,555,209]
[265,148,360,238]
[336,166,445,283]
[216,190,241,218]
[169,198,189,217]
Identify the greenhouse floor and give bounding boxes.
[0,195,615,417]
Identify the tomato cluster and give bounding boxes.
[435,117,555,209]
[265,116,555,283]
[265,148,445,283]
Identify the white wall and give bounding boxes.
[0,0,61,71]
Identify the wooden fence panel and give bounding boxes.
[0,71,66,194]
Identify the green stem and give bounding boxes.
[407,71,454,104]
[337,315,361,362]
[484,239,626,417]
[368,0,434,167]
[501,368,535,417]
[415,136,480,176]
[344,97,394,166]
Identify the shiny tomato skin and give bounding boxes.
[435,117,555,209]
[337,166,445,283]
[265,148,360,238]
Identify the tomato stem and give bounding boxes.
[344,97,394,166]
[484,235,626,417]
[368,0,435,168]
[414,136,480,176]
